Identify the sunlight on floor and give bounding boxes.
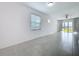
[61,31,73,53]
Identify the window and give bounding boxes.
[31,14,41,30]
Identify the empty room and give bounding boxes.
[0,2,79,56]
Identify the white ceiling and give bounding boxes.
[23,2,79,14]
[22,2,79,19]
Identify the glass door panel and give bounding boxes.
[62,20,73,33]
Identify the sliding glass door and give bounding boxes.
[62,20,73,33]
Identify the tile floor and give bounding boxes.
[0,31,79,56]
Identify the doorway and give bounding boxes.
[57,19,74,55]
[57,20,73,32]
[62,20,73,33]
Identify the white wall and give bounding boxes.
[49,5,79,33]
[0,3,56,49]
